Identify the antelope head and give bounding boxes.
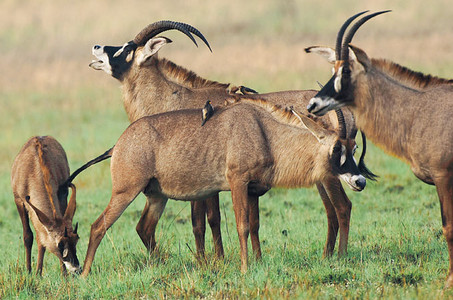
[27,184,80,274]
[306,11,390,116]
[89,20,211,80]
[292,109,366,191]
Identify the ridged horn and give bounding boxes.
[133,20,212,52]
[335,11,368,60]
[334,109,347,139]
[341,11,391,68]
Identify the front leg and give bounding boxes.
[248,194,261,260]
[190,199,207,261]
[316,182,339,257]
[14,201,34,273]
[205,194,224,259]
[36,243,46,276]
[433,173,453,288]
[321,177,352,257]
[230,181,250,273]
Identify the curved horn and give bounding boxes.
[349,113,358,139]
[335,11,368,60]
[341,11,391,67]
[334,109,347,139]
[133,20,212,52]
[358,131,378,181]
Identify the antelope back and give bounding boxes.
[11,136,80,273]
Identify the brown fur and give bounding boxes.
[90,35,360,264]
[81,100,363,275]
[158,58,230,90]
[371,59,453,89]
[311,42,453,287]
[11,136,80,275]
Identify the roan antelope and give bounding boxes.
[306,11,453,287]
[80,98,366,276]
[11,136,80,275]
[87,20,375,261]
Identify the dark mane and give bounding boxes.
[372,59,453,89]
[158,58,230,90]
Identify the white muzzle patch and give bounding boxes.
[64,261,81,274]
[89,46,112,75]
[340,174,366,192]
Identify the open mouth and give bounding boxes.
[89,59,104,70]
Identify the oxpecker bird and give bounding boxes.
[201,100,214,126]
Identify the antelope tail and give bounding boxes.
[59,147,114,192]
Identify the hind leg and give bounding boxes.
[136,195,168,253]
[14,200,34,273]
[206,194,224,258]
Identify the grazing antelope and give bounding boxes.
[88,20,375,260]
[306,11,453,287]
[80,98,366,276]
[11,136,80,275]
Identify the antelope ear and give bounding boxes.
[292,110,331,144]
[63,184,77,221]
[349,44,371,70]
[26,196,53,228]
[305,46,336,64]
[137,37,172,65]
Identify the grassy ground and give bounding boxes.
[1,0,453,298]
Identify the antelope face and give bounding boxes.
[90,42,137,79]
[307,62,355,116]
[52,223,81,274]
[330,139,366,191]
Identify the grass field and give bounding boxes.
[1,0,453,298]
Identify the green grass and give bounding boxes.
[2,0,453,298]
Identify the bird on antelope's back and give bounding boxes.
[201,100,214,126]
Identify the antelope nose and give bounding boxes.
[307,102,316,113]
[355,176,366,190]
[93,45,101,50]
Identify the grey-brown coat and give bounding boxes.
[80,99,365,275]
[307,11,453,287]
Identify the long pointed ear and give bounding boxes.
[136,37,172,66]
[305,46,358,65]
[305,46,336,64]
[26,196,53,228]
[63,183,77,221]
[291,109,331,144]
[349,44,371,70]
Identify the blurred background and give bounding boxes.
[1,1,453,295]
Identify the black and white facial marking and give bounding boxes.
[307,65,354,116]
[89,41,137,80]
[56,225,81,274]
[330,140,366,192]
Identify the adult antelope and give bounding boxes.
[88,20,375,261]
[80,98,366,276]
[11,136,80,275]
[306,11,453,287]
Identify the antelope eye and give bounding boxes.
[353,145,358,155]
[333,144,341,153]
[58,241,64,252]
[63,248,69,258]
